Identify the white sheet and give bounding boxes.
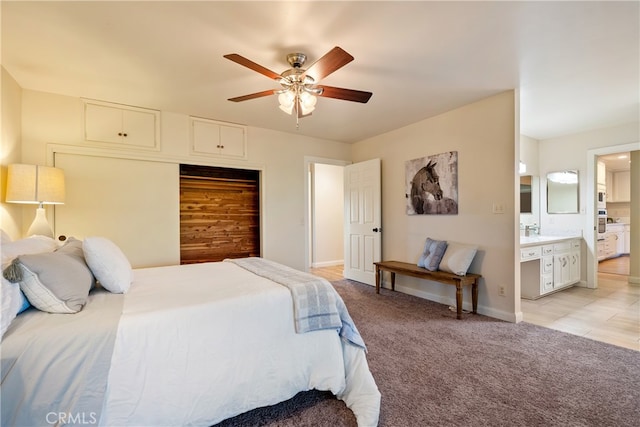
[1,290,123,427]
[100,261,380,426]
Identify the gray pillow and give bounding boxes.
[3,238,95,313]
[417,238,448,271]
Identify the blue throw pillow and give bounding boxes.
[418,238,448,271]
[17,292,30,314]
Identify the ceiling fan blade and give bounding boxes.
[303,47,354,81]
[224,53,282,80]
[228,89,276,102]
[317,85,373,103]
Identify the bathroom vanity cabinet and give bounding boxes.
[520,236,581,300]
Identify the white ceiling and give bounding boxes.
[2,1,638,143]
[599,152,631,172]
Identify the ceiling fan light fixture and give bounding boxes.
[303,86,323,96]
[299,90,315,104]
[299,91,317,113]
[278,91,295,106]
[278,91,295,115]
[224,47,372,126]
[300,102,316,116]
[279,103,294,115]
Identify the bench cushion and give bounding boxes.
[417,238,448,271]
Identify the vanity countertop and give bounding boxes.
[606,222,628,228]
[520,235,581,247]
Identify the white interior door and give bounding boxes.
[344,158,381,285]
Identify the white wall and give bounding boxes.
[352,91,519,322]
[520,134,540,176]
[0,68,24,240]
[312,163,344,267]
[17,89,352,270]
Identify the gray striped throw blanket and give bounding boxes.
[226,257,366,350]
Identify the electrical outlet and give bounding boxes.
[499,286,506,296]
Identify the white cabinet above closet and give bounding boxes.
[83,99,160,151]
[190,117,247,160]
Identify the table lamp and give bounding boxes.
[5,164,66,238]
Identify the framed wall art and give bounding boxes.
[406,151,458,215]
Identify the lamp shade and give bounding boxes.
[6,164,65,204]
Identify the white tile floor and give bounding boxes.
[521,273,640,351]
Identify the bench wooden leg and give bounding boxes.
[472,283,478,314]
[375,265,381,294]
[390,272,396,291]
[455,283,463,319]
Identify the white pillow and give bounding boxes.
[1,235,59,268]
[83,237,132,293]
[438,242,478,276]
[1,235,59,338]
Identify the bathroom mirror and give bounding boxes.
[547,170,579,214]
[520,175,540,227]
[520,176,533,214]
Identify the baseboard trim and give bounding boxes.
[311,260,344,268]
[392,284,518,323]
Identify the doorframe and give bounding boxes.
[303,156,351,272]
[586,141,639,289]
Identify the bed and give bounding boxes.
[1,235,380,426]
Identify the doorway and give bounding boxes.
[305,157,350,272]
[309,163,345,268]
[596,151,632,277]
[305,157,383,286]
[587,144,639,289]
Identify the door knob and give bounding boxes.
[372,227,382,232]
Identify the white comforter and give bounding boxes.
[100,261,380,426]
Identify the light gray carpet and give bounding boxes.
[215,279,640,426]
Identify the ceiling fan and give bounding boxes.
[224,46,372,121]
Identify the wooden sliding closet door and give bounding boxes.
[179,165,260,264]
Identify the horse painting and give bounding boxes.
[406,152,458,215]
[410,160,443,213]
